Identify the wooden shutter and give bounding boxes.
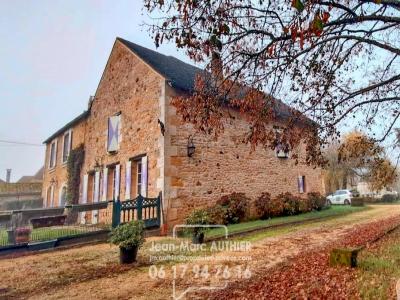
[82,174,88,204]
[107,115,121,152]
[102,167,108,201]
[125,161,132,200]
[50,186,55,207]
[94,171,100,203]
[298,176,304,193]
[54,140,58,167]
[81,174,89,224]
[141,156,148,197]
[114,164,121,200]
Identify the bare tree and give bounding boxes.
[144,0,400,164]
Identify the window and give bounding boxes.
[274,126,289,159]
[298,175,306,193]
[59,185,67,207]
[49,140,57,169]
[107,114,121,152]
[47,185,54,207]
[62,130,72,163]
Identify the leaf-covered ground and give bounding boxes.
[200,213,400,299]
[0,205,399,299]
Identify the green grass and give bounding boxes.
[0,225,107,246]
[357,229,400,299]
[206,205,367,239]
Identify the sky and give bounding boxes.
[0,0,192,182]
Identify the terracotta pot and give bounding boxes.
[119,246,138,264]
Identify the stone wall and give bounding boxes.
[164,88,325,226]
[81,40,164,203]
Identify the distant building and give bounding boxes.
[0,167,43,210]
[17,167,44,183]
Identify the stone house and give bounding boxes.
[42,37,325,227]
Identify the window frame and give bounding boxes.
[298,175,306,194]
[62,129,72,164]
[48,140,57,169]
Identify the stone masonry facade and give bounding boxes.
[42,38,325,228]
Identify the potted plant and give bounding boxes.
[110,220,145,264]
[15,227,31,244]
[185,209,210,244]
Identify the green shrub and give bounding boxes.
[110,220,145,249]
[381,194,397,203]
[307,192,327,211]
[254,192,271,219]
[357,196,376,203]
[267,197,285,217]
[216,193,249,224]
[185,209,210,236]
[351,197,364,207]
[207,205,228,225]
[275,192,301,216]
[299,197,313,213]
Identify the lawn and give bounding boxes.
[206,205,367,239]
[0,225,108,247]
[357,227,400,299]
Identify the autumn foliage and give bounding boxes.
[144,0,400,165]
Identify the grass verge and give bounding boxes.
[0,225,107,247]
[357,228,400,299]
[206,205,367,239]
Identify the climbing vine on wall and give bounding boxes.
[66,144,85,205]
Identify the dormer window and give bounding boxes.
[276,143,290,158]
[62,130,72,163]
[107,114,121,153]
[274,126,290,159]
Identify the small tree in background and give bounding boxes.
[324,131,397,193]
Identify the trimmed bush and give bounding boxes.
[207,205,228,225]
[254,192,271,219]
[307,192,327,211]
[299,197,313,213]
[267,197,285,217]
[381,194,397,203]
[351,197,364,207]
[274,192,301,216]
[216,192,250,224]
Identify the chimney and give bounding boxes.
[6,169,11,183]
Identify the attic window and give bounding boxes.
[274,126,290,159]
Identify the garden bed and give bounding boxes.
[206,205,367,240]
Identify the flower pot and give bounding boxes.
[192,232,205,244]
[119,246,138,264]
